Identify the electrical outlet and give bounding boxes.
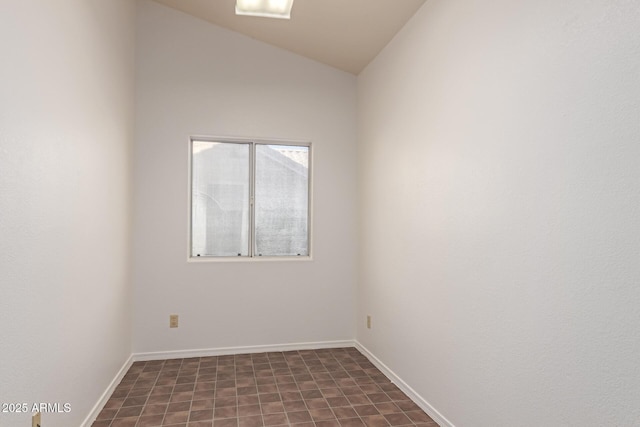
[169,314,179,328]
[367,315,371,329]
[32,412,41,427]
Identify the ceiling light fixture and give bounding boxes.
[235,0,295,19]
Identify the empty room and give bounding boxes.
[1,0,639,426]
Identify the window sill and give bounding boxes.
[187,255,313,263]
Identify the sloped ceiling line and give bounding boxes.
[152,0,426,75]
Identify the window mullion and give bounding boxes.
[249,142,256,257]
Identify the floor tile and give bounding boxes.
[91,348,436,427]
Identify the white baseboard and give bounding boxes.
[80,354,133,427]
[133,340,356,361]
[354,341,454,427]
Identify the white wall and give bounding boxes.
[133,1,357,353]
[0,1,135,426]
[357,1,640,426]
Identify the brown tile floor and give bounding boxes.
[92,347,438,427]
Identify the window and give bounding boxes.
[190,138,311,259]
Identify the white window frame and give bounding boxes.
[188,136,313,262]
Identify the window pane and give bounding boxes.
[254,144,309,256]
[191,141,250,257]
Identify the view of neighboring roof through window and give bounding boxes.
[190,139,310,259]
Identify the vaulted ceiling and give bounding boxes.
[152,0,426,75]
